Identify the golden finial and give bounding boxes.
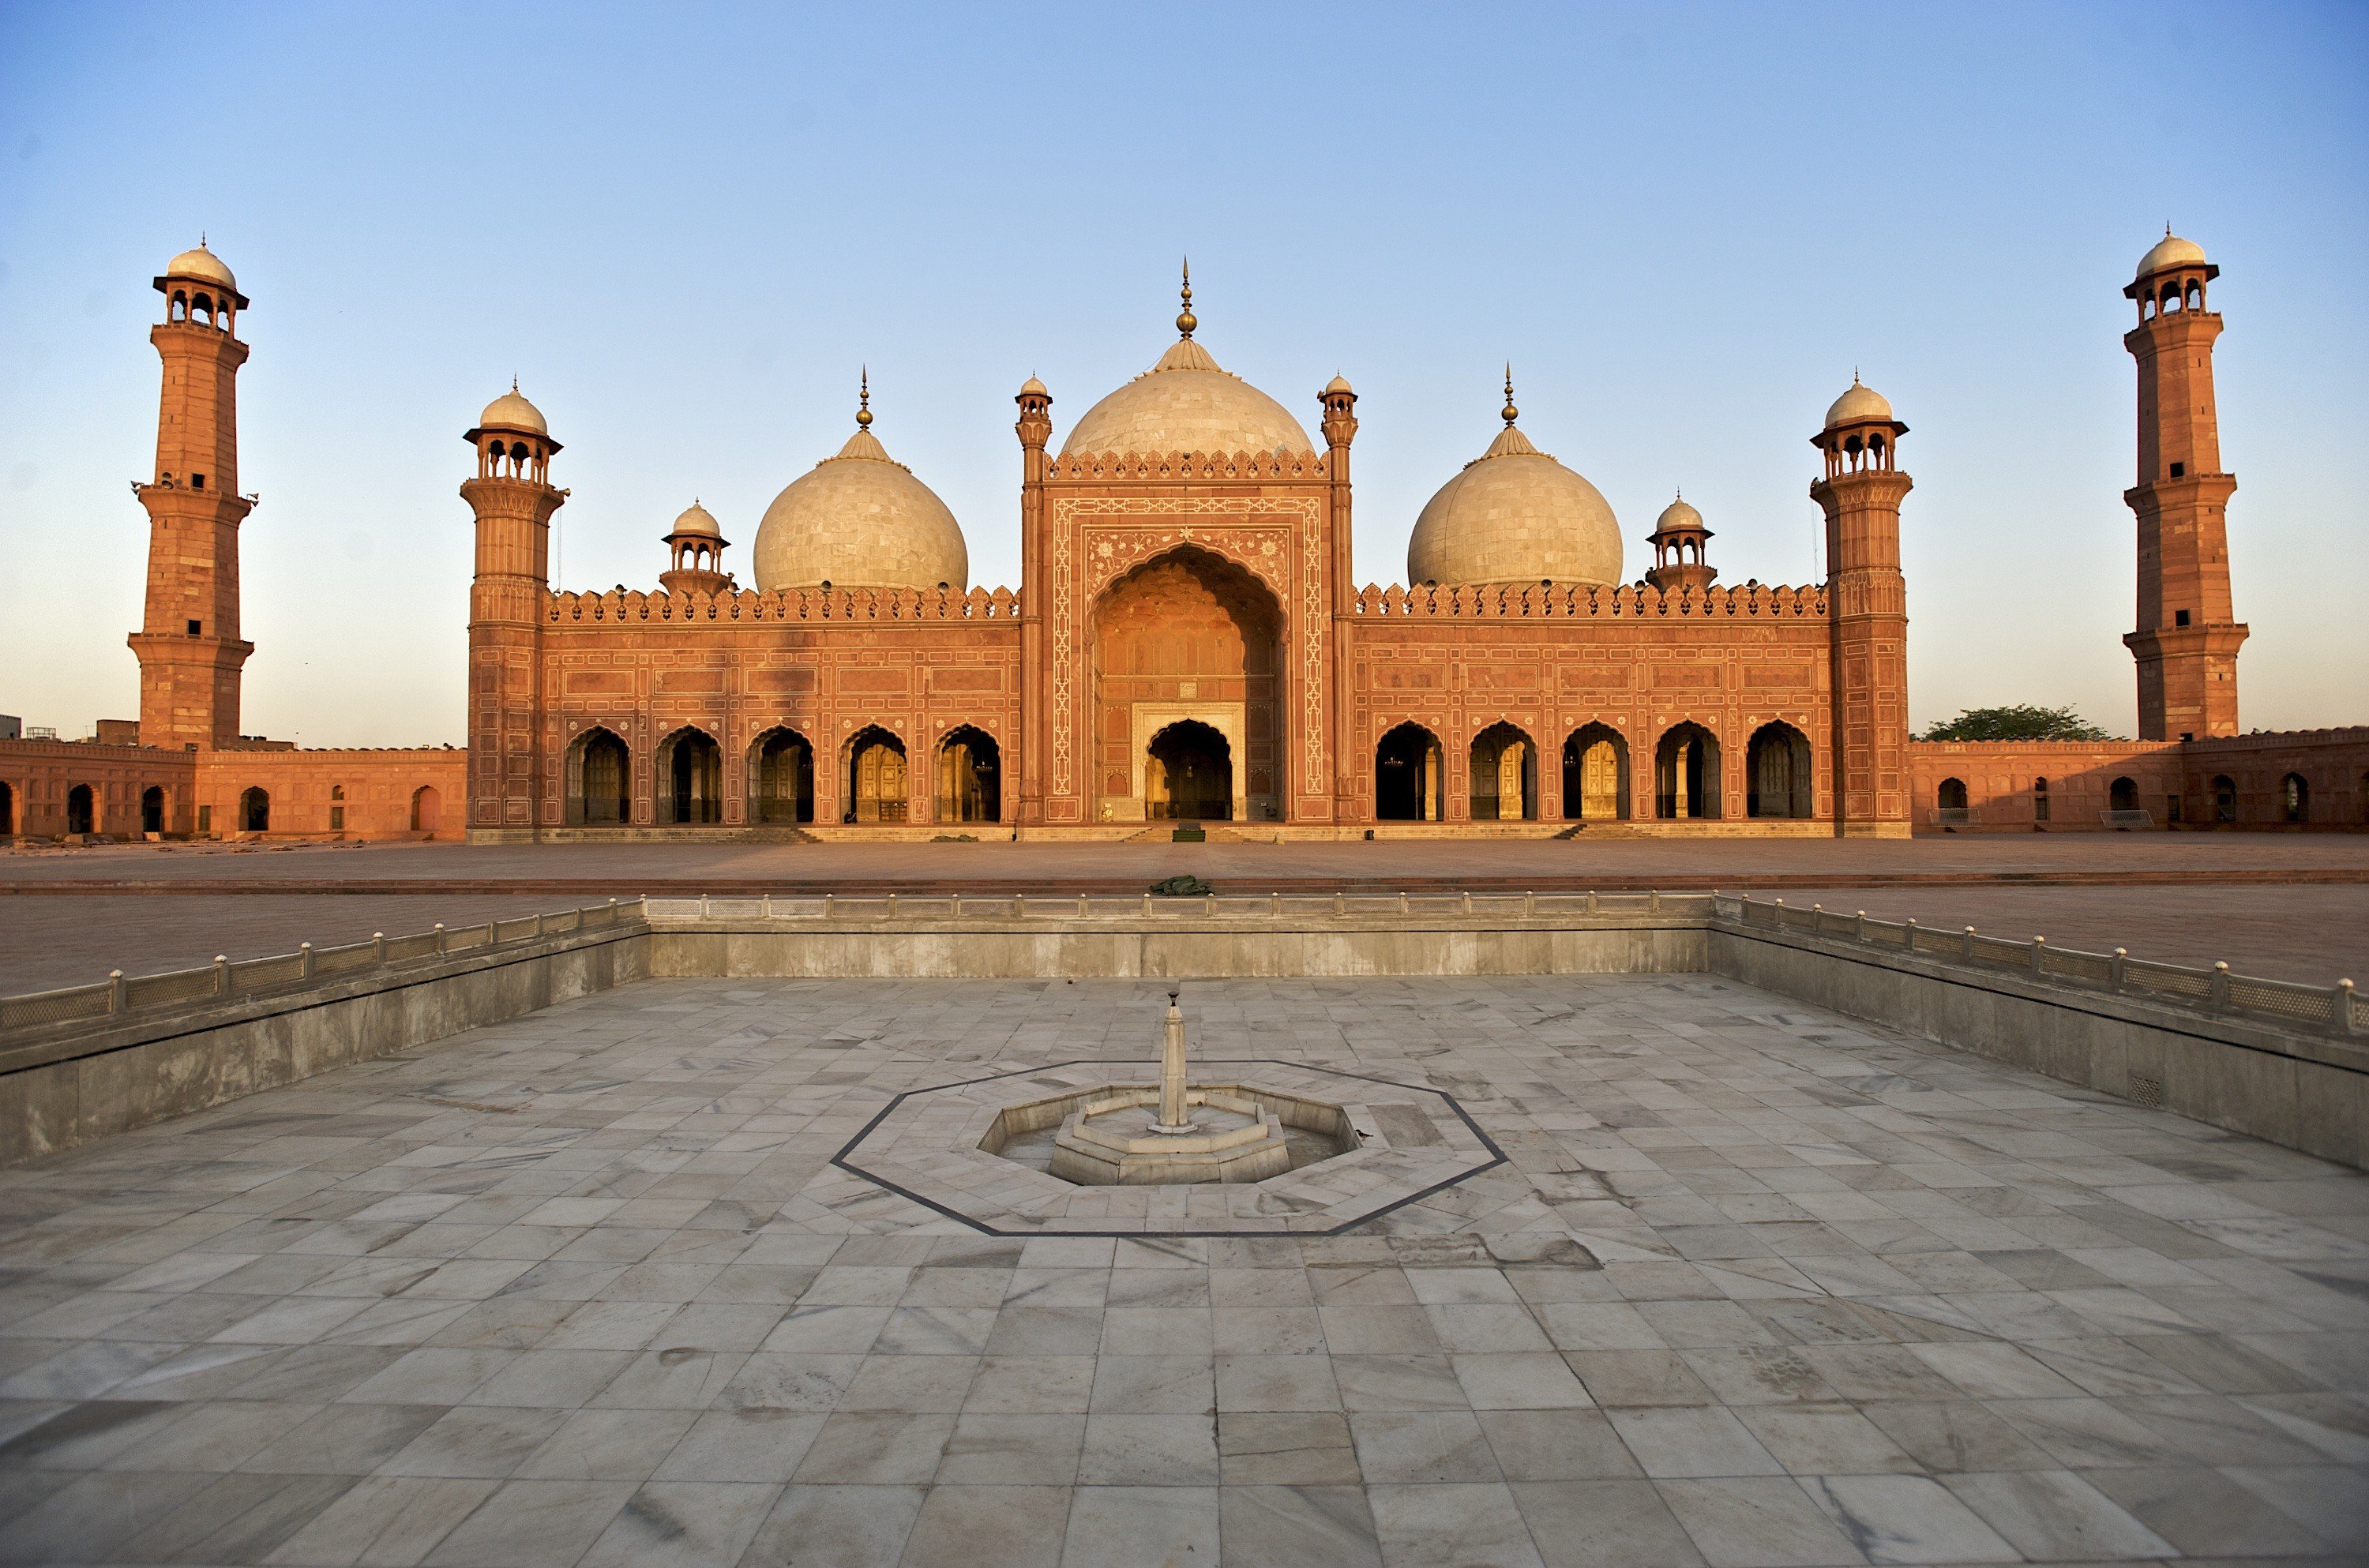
[1501,363,1518,426]
[511,375,520,394]
[856,367,873,429]
[1176,257,1196,339]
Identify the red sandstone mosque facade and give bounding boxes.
[1,241,2360,842]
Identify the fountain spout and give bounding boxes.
[1153,987,1195,1134]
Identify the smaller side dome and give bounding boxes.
[164,242,236,292]
[1019,375,1049,397]
[2136,231,2207,279]
[479,384,548,435]
[1323,373,1353,396]
[669,501,722,539]
[1655,496,1703,534]
[1824,375,1893,430]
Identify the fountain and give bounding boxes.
[979,988,1359,1185]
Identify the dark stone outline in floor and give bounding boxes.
[829,1057,1511,1238]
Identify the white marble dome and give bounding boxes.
[1823,377,1894,430]
[2136,231,2208,279]
[1406,418,1622,589]
[1061,337,1312,458]
[478,387,548,435]
[163,243,236,292]
[753,425,967,592]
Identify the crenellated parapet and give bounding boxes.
[1349,581,1826,619]
[547,583,1023,625]
[1047,449,1331,485]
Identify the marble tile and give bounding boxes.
[1509,1478,1705,1568]
[933,1412,1083,1485]
[1366,1481,1545,1568]
[1477,1409,1639,1481]
[1218,1484,1381,1567]
[420,1476,636,1566]
[1653,1477,1864,1568]
[899,1484,1068,1568]
[1075,1413,1218,1486]
[1798,1474,2015,1564]
[1060,1484,1217,1567]
[1606,1407,1784,1480]
[739,1483,925,1568]
[1937,1469,2174,1561]
[1217,1412,1362,1486]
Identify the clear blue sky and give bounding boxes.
[2,2,2362,746]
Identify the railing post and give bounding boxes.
[2111,947,2127,991]
[1271,892,1281,917]
[1013,895,1025,919]
[1076,894,1087,917]
[532,913,545,939]
[1333,893,1345,916]
[434,923,447,955]
[1143,893,1153,917]
[1964,926,1977,961]
[214,955,231,996]
[372,931,386,964]
[824,894,835,917]
[1398,892,1410,914]
[761,894,772,919]
[299,942,314,979]
[1460,891,1473,914]
[1811,904,1823,935]
[1586,890,1597,914]
[1650,889,1661,914]
[1524,891,1535,916]
[952,895,963,918]
[2209,961,2232,1011]
[107,970,126,1015]
[700,893,711,917]
[2030,936,2046,976]
[1904,917,1917,952]
[2340,979,2360,1037]
[1854,910,1866,943]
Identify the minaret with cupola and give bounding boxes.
[1811,375,1913,836]
[658,501,731,595]
[461,383,565,836]
[1644,493,1717,594]
[2122,230,2244,740]
[129,242,255,751]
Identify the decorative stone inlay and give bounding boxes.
[832,1058,1504,1236]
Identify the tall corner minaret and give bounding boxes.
[129,242,254,751]
[1811,377,1913,837]
[461,384,564,836]
[2122,231,2245,741]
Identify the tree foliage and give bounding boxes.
[1918,703,2116,742]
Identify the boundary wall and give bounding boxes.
[1,893,2358,1169]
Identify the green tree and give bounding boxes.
[1918,704,2116,742]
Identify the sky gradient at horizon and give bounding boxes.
[2,2,2363,746]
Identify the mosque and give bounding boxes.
[0,241,2360,841]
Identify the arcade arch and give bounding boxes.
[1655,723,1721,819]
[937,726,1001,824]
[1469,723,1536,820]
[656,727,723,825]
[567,728,631,826]
[847,726,909,823]
[1745,722,1813,819]
[1375,722,1443,822]
[748,728,816,824]
[1562,724,1627,821]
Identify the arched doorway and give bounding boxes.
[847,727,908,823]
[1470,724,1536,820]
[1937,778,1969,810]
[2109,776,2139,813]
[1146,721,1232,820]
[1562,724,1628,821]
[937,726,1001,823]
[1093,547,1280,823]
[0,779,13,836]
[411,786,441,833]
[2282,773,2309,823]
[1746,722,1813,819]
[1375,722,1443,821]
[1654,724,1721,819]
[657,727,723,824]
[66,784,95,835]
[748,729,815,824]
[141,786,165,835]
[568,728,631,825]
[239,787,270,832]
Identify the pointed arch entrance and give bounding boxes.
[1146,721,1232,820]
[1654,723,1720,819]
[1470,723,1536,820]
[1562,724,1628,821]
[1375,722,1443,821]
[1092,546,1280,823]
[657,727,723,824]
[847,727,909,823]
[748,728,816,824]
[567,728,631,825]
[937,726,1001,823]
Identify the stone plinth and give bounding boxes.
[1049,1085,1293,1184]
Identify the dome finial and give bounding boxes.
[856,366,873,430]
[511,375,519,394]
[1176,257,1196,339]
[1501,363,1519,426]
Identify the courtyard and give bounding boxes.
[0,973,2362,1565]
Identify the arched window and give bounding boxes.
[1561,723,1627,821]
[937,726,1002,823]
[1145,721,1231,821]
[66,784,95,836]
[567,728,630,826]
[1936,778,1969,812]
[239,786,270,833]
[171,290,188,321]
[1655,723,1721,820]
[656,727,723,825]
[2109,776,2138,813]
[2212,774,2236,823]
[1376,722,1444,822]
[2282,773,2309,823]
[1469,722,1537,821]
[141,786,165,835]
[847,726,910,823]
[411,785,441,833]
[2032,777,2049,823]
[748,728,815,825]
[1745,722,1813,819]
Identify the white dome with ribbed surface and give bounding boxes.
[1406,420,1622,588]
[753,425,967,592]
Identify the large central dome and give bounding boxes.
[1406,387,1622,589]
[1061,281,1312,458]
[753,397,967,593]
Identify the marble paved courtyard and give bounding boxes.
[2,976,2365,1566]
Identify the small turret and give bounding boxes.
[658,501,732,595]
[1645,493,1717,593]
